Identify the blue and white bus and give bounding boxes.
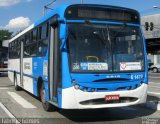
[8,4,148,111]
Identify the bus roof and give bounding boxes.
[9,4,139,43]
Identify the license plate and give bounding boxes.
[105,95,120,101]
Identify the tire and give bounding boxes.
[14,73,21,91]
[153,67,158,73]
[40,84,53,111]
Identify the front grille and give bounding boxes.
[80,97,138,105]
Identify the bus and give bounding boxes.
[0,46,8,76]
[8,4,148,111]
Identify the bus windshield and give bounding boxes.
[67,23,144,73]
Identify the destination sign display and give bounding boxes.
[65,5,140,24]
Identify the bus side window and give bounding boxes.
[37,22,49,57]
[38,26,42,41]
[41,23,48,40]
[30,42,38,57]
[38,39,48,56]
[25,33,30,44]
[23,38,30,57]
[24,45,30,57]
[9,43,12,59]
[32,29,38,42]
[16,40,21,58]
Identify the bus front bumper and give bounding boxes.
[61,83,147,109]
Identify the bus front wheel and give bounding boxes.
[40,84,52,111]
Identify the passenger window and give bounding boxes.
[30,42,38,57]
[41,24,47,39]
[38,27,42,40]
[25,34,30,44]
[38,39,48,56]
[32,29,37,42]
[24,45,30,57]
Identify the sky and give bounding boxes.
[0,0,160,33]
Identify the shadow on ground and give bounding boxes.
[58,105,156,123]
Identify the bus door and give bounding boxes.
[20,39,24,87]
[49,18,61,101]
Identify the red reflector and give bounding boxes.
[105,95,120,101]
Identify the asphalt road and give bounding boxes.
[0,75,159,124]
[148,72,160,95]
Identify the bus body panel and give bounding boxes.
[8,59,20,83]
[23,58,34,94]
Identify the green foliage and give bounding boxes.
[0,29,13,42]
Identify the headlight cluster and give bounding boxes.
[72,79,144,92]
[127,82,143,90]
[74,84,96,92]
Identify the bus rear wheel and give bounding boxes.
[40,84,53,111]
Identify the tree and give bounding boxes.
[0,29,13,46]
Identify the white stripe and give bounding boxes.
[0,87,13,90]
[149,82,160,84]
[148,82,160,87]
[0,102,21,124]
[0,88,10,90]
[147,91,160,96]
[148,85,160,89]
[7,92,36,109]
[121,107,136,111]
[149,76,160,78]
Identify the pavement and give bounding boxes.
[146,72,160,111]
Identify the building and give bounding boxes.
[142,14,160,64]
[2,40,9,47]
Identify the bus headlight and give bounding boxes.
[83,87,88,92]
[74,84,80,90]
[91,88,95,92]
